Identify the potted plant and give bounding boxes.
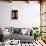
[32,27,43,40]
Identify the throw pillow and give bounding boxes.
[14,28,21,34]
[8,27,14,34]
[21,28,27,35]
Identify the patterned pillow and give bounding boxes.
[14,28,21,34]
[8,27,14,34]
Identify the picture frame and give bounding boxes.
[11,10,18,19]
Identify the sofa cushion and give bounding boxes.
[8,33,34,43]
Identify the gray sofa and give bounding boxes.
[3,27,34,43]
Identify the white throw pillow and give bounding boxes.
[2,29,10,36]
[21,28,27,35]
[25,28,31,35]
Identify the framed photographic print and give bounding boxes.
[12,10,18,19]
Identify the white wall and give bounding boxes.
[0,1,40,28]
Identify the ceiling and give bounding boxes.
[0,0,45,4]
